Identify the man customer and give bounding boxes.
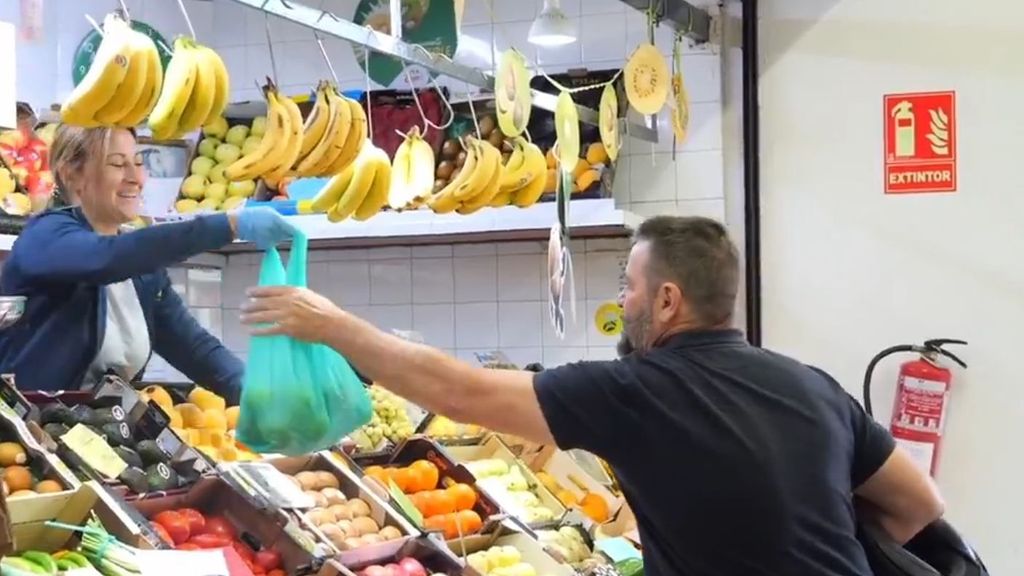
[240,215,944,576]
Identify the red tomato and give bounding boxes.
[200,516,237,540]
[254,549,282,572]
[177,508,206,534]
[149,522,173,546]
[267,570,286,576]
[176,543,201,551]
[188,533,232,549]
[152,511,190,545]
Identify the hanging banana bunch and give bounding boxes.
[61,13,171,129]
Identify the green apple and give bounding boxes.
[227,179,257,198]
[250,115,267,137]
[225,124,249,147]
[208,163,228,184]
[190,156,216,177]
[242,135,262,156]
[214,143,242,165]
[205,182,227,202]
[203,116,229,139]
[181,174,209,199]
[197,137,220,159]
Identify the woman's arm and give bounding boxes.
[150,271,244,405]
[7,210,236,287]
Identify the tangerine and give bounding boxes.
[455,509,483,535]
[409,459,439,490]
[447,483,477,511]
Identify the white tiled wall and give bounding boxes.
[219,238,629,369]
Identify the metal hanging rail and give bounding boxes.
[227,0,659,143]
[617,0,711,43]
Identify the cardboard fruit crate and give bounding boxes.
[445,435,566,529]
[131,475,317,574]
[254,451,420,565]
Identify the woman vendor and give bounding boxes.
[0,125,295,404]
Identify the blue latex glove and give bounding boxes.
[235,207,298,249]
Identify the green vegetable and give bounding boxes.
[145,463,178,491]
[18,552,55,575]
[134,440,169,466]
[117,467,148,493]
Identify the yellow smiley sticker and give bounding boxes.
[594,302,624,336]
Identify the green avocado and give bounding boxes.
[101,422,133,447]
[39,404,73,426]
[42,422,69,440]
[118,467,148,493]
[70,405,100,427]
[113,446,143,469]
[94,406,127,425]
[135,439,170,466]
[145,463,178,492]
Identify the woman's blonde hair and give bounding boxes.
[49,124,136,206]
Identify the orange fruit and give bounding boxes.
[409,492,430,516]
[432,489,456,515]
[404,466,428,493]
[34,479,63,493]
[423,514,447,534]
[447,483,477,511]
[364,466,389,485]
[409,460,439,490]
[3,465,33,492]
[225,406,240,430]
[387,467,413,492]
[455,509,483,534]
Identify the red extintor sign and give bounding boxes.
[883,91,957,194]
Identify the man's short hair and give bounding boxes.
[634,216,740,326]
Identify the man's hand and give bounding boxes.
[240,285,343,342]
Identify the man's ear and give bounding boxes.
[657,282,684,320]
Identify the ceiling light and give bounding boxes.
[528,0,576,47]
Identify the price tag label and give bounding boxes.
[61,424,128,479]
[388,478,423,528]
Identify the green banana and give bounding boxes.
[18,552,56,575]
[57,552,90,569]
[0,557,46,575]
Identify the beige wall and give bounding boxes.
[758,0,1024,571]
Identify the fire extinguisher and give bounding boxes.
[862,338,967,477]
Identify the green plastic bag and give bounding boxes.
[236,233,372,455]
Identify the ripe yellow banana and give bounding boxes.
[328,144,388,222]
[201,43,231,128]
[61,14,134,127]
[488,190,513,207]
[117,32,163,128]
[225,90,291,181]
[427,139,479,214]
[296,85,352,177]
[354,153,392,221]
[177,41,217,136]
[509,142,548,208]
[325,99,367,175]
[455,140,501,202]
[94,28,152,125]
[309,163,355,213]
[296,82,331,162]
[498,139,527,189]
[387,126,436,210]
[148,37,198,140]
[456,145,503,215]
[263,94,304,185]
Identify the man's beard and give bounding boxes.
[621,307,653,356]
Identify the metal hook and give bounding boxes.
[85,14,104,37]
[116,0,131,23]
[264,12,280,86]
[315,35,339,85]
[317,10,340,23]
[278,0,295,8]
[175,0,196,40]
[364,36,374,144]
